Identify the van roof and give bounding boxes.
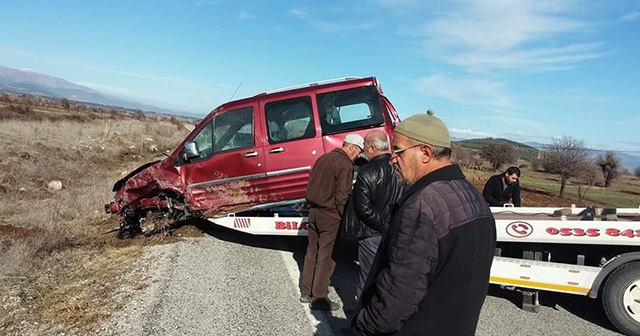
[211,76,380,113]
[256,76,365,95]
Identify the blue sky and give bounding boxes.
[1,0,639,153]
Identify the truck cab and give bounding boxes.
[106,76,400,233]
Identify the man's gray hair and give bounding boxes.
[431,145,452,159]
[408,139,452,159]
[370,137,389,151]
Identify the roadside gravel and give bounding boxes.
[99,236,314,335]
[98,230,624,336]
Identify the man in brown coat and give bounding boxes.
[302,133,364,310]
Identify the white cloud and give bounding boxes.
[76,82,133,95]
[371,0,421,16]
[290,8,307,17]
[289,7,378,33]
[193,0,222,6]
[239,11,254,19]
[449,127,496,138]
[485,115,546,132]
[620,12,640,22]
[78,81,215,114]
[422,0,603,71]
[414,75,511,109]
[70,62,232,93]
[449,43,605,71]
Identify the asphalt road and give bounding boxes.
[100,225,624,335]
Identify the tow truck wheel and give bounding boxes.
[602,261,640,336]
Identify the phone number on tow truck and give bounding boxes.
[546,227,640,238]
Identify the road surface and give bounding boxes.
[99,225,623,335]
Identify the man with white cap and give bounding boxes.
[302,133,364,310]
[352,110,496,335]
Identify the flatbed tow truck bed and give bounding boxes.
[210,205,640,335]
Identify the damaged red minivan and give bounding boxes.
[106,76,400,237]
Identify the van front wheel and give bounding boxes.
[602,261,640,336]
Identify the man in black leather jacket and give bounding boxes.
[351,130,405,299]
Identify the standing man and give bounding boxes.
[349,130,404,299]
[302,133,364,311]
[352,110,497,335]
[483,166,522,207]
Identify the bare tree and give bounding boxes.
[597,151,620,187]
[541,136,591,197]
[479,144,514,170]
[61,98,71,111]
[635,166,640,178]
[575,160,601,203]
[451,144,474,168]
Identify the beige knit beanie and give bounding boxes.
[394,109,451,148]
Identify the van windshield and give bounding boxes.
[316,85,384,134]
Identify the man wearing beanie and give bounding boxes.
[352,110,497,335]
[302,133,364,311]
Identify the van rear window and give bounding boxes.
[317,85,384,134]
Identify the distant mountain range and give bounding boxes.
[453,137,640,171]
[0,65,196,116]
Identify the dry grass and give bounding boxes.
[0,99,192,334]
[465,168,640,208]
[522,169,640,208]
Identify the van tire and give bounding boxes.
[602,261,640,336]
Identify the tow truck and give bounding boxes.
[209,202,640,336]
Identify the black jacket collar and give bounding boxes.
[398,164,465,205]
[369,153,392,163]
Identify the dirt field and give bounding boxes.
[0,97,194,334]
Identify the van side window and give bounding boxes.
[265,96,315,144]
[317,86,385,134]
[212,106,254,153]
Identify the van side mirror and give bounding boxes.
[182,141,201,161]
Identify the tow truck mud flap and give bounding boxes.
[208,214,309,236]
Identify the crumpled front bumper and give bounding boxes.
[105,202,120,214]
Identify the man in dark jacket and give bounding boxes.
[483,166,521,207]
[349,130,404,299]
[352,110,497,335]
[302,133,364,311]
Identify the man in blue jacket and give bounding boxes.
[352,109,497,335]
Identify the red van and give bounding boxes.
[106,76,400,236]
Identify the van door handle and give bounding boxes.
[242,151,259,158]
[268,147,285,154]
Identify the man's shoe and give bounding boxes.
[300,292,312,303]
[309,297,340,311]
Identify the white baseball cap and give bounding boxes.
[344,134,364,151]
